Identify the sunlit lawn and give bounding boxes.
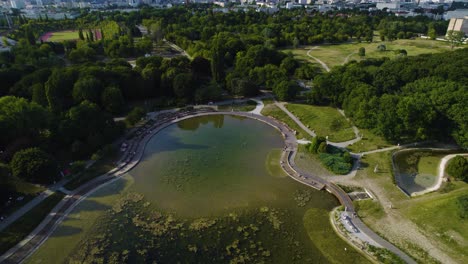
[261,103,312,140]
[48,31,79,42]
[285,103,355,142]
[282,38,453,70]
[347,128,393,153]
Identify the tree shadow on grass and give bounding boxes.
[51,225,82,237]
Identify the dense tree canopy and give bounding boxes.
[447,156,468,182]
[10,147,59,184]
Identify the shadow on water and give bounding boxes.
[70,199,112,214]
[140,132,209,162]
[51,225,82,237]
[81,177,128,199]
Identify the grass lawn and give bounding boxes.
[417,155,441,176]
[400,181,468,264]
[294,145,333,178]
[48,31,79,42]
[280,48,322,67]
[303,208,371,264]
[27,176,132,263]
[0,180,45,217]
[64,150,120,190]
[284,39,454,70]
[347,128,392,153]
[285,103,355,142]
[261,103,312,140]
[217,100,256,112]
[0,192,65,255]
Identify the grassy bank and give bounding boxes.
[285,103,355,142]
[27,176,132,263]
[261,103,312,140]
[303,208,370,263]
[64,150,120,191]
[346,128,392,153]
[0,192,65,255]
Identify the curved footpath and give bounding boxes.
[0,111,415,264]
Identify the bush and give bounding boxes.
[10,148,59,184]
[377,44,386,52]
[456,195,468,219]
[126,107,146,126]
[317,142,328,153]
[446,155,468,182]
[308,136,326,153]
[358,47,366,57]
[70,160,87,174]
[319,153,352,175]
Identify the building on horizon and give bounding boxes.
[447,16,468,35]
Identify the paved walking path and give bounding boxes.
[274,101,317,137]
[0,179,68,232]
[274,101,363,148]
[0,111,415,264]
[249,98,264,115]
[307,47,330,72]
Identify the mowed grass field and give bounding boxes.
[47,30,79,42]
[282,38,454,70]
[285,103,355,142]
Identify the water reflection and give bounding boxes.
[177,114,225,130]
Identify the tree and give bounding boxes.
[446,30,464,50]
[456,195,468,219]
[377,44,386,52]
[308,136,326,153]
[230,78,258,97]
[447,155,468,182]
[0,96,50,148]
[31,84,48,107]
[45,68,77,112]
[293,37,300,48]
[317,142,328,153]
[273,80,299,101]
[73,76,102,103]
[280,56,299,76]
[78,29,84,41]
[173,73,193,100]
[126,107,145,126]
[194,83,222,103]
[358,47,366,57]
[10,147,59,184]
[101,86,125,114]
[427,27,436,40]
[0,163,12,202]
[211,34,225,84]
